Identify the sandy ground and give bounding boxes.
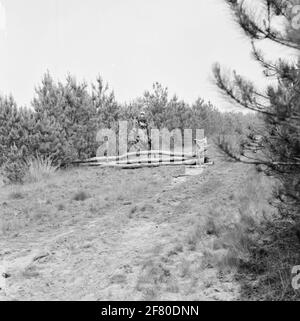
[0,147,252,301]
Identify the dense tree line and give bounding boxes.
[0,72,256,183]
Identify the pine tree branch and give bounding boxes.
[213,65,276,116]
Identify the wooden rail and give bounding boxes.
[74,138,208,169]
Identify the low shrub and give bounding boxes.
[217,134,245,160]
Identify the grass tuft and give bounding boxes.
[73,190,90,202]
[9,190,25,200]
[25,155,58,183]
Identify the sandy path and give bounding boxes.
[1,148,247,301]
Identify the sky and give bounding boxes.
[0,0,296,111]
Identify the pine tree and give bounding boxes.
[0,96,33,165]
[32,72,98,160]
[143,82,169,128]
[213,0,300,218]
[92,76,121,130]
[0,96,37,182]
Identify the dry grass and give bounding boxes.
[72,191,90,202]
[237,220,300,301]
[24,155,58,183]
[217,134,244,160]
[2,145,294,300]
[189,165,300,300]
[0,166,173,239]
[57,203,65,211]
[186,223,206,251]
[198,169,274,273]
[136,259,178,300]
[9,189,25,200]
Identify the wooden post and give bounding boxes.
[194,137,207,165]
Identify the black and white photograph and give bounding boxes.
[0,0,300,305]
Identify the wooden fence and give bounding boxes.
[74,138,208,169]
